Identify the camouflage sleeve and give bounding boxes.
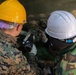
[0,46,41,75]
[57,52,76,75]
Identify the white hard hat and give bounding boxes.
[45,10,76,40]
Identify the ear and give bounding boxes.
[16,24,23,31]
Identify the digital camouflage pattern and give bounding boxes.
[0,29,40,75]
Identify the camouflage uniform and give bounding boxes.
[0,29,40,75]
[21,29,76,75]
[56,43,76,75]
[36,41,76,75]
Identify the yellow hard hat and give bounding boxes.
[0,0,27,24]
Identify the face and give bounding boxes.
[48,36,72,53]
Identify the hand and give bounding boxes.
[38,30,48,43]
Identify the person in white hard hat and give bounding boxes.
[44,10,76,75]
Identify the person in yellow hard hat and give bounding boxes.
[0,0,41,75]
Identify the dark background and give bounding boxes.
[19,0,76,17]
[1,0,76,18]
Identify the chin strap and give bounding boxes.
[60,36,76,44]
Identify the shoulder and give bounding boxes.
[0,40,27,63]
